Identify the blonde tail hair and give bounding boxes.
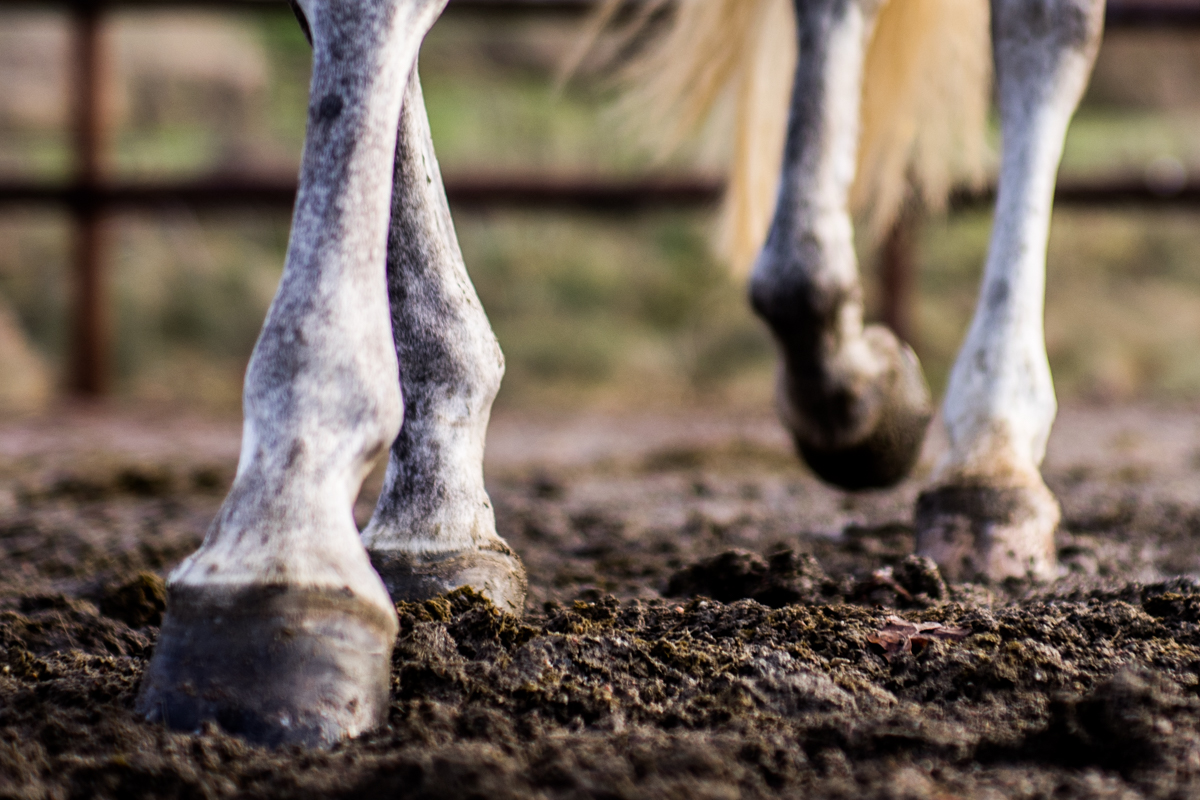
[578,0,991,275]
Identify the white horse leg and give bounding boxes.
[137,0,447,747]
[751,0,933,491]
[361,69,526,615]
[916,0,1104,582]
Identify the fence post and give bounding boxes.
[879,210,918,347]
[70,0,108,397]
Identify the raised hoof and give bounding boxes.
[137,585,398,748]
[915,479,1060,583]
[791,328,932,490]
[369,542,528,616]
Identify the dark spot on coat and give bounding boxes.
[317,93,344,123]
[988,279,1010,310]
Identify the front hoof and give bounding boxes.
[915,479,1060,583]
[137,585,397,748]
[791,328,932,490]
[370,541,528,616]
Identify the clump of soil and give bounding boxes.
[98,572,168,629]
[6,583,1200,798]
[665,548,835,606]
[7,410,1200,798]
[665,549,955,610]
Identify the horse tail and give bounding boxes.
[856,0,992,239]
[576,0,991,275]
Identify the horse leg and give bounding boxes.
[750,0,933,491]
[137,0,447,747]
[916,0,1104,582]
[361,68,526,615]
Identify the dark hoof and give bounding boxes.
[915,479,1059,583]
[137,584,398,748]
[369,542,528,615]
[791,329,932,490]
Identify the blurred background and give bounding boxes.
[2,1,1200,419]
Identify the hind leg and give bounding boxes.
[916,0,1104,582]
[751,0,932,491]
[361,69,526,615]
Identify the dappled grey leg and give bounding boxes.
[361,70,526,615]
[750,0,932,491]
[916,0,1104,582]
[138,0,450,747]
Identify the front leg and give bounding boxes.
[137,0,448,747]
[916,0,1104,582]
[361,69,527,615]
[750,0,933,491]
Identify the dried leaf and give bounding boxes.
[868,615,969,662]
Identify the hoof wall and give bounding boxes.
[137,585,397,748]
[915,480,1060,583]
[370,543,528,616]
[797,395,930,490]
[793,330,932,490]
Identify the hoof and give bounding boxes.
[915,478,1060,583]
[369,541,528,616]
[790,327,932,490]
[137,584,398,748]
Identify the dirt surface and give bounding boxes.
[5,404,1200,798]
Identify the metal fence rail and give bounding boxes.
[9,174,1200,214]
[0,0,1198,394]
[0,176,724,212]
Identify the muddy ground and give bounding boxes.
[5,405,1200,798]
